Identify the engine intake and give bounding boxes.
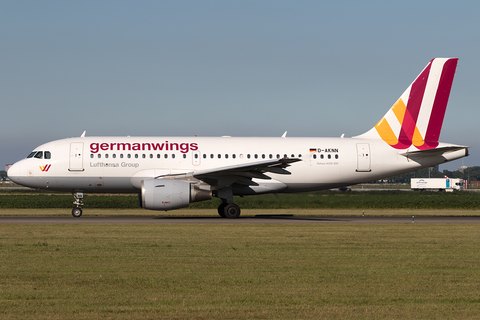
[141,179,211,210]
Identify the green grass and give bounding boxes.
[2,190,480,209]
[1,224,480,319]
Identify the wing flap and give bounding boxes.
[193,158,301,189]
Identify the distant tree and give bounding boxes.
[0,170,6,181]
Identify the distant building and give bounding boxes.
[468,181,480,188]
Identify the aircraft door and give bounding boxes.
[69,142,84,171]
[356,143,371,172]
[192,151,201,166]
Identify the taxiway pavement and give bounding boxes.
[1,216,479,224]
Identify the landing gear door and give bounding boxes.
[69,142,84,171]
[356,143,371,172]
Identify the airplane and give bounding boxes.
[7,58,468,218]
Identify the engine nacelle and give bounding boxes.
[141,179,211,211]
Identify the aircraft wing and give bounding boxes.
[192,158,302,188]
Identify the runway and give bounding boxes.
[1,215,480,224]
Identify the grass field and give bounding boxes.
[1,189,480,210]
[1,223,480,319]
[2,189,479,318]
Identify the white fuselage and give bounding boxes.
[7,136,467,194]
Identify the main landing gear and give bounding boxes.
[72,192,84,217]
[217,202,241,218]
[216,187,241,218]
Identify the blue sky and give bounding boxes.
[1,1,478,171]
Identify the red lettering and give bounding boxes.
[151,143,165,151]
[89,141,198,153]
[180,143,189,153]
[90,143,99,153]
[117,143,131,151]
[170,143,179,151]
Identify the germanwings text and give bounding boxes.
[90,142,198,154]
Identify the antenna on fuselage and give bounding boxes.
[80,131,86,138]
[282,131,287,138]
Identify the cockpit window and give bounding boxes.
[44,151,51,159]
[27,152,36,158]
[34,151,43,159]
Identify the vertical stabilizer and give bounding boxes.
[356,58,458,150]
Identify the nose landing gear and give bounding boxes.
[72,192,84,217]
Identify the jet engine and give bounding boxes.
[141,179,211,210]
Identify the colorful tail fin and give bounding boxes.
[357,58,458,150]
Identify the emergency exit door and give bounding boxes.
[356,143,371,172]
[69,142,84,171]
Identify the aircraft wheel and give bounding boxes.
[72,208,83,218]
[217,203,227,217]
[223,203,241,219]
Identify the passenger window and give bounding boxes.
[210,154,214,159]
[157,154,161,159]
[90,154,94,158]
[135,154,138,159]
[164,154,168,159]
[98,154,101,159]
[44,151,51,159]
[183,154,187,159]
[218,154,221,159]
[105,154,109,159]
[120,154,124,159]
[328,154,331,159]
[313,154,317,159]
[255,154,258,159]
[112,154,116,159]
[335,154,338,159]
[195,154,198,159]
[247,154,251,159]
[34,151,43,159]
[128,154,131,159]
[149,154,153,159]
[320,154,324,159]
[172,154,175,159]
[262,154,265,159]
[142,154,146,159]
[232,154,236,159]
[225,154,228,159]
[203,154,206,159]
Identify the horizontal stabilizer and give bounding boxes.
[400,146,468,158]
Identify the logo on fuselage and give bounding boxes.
[39,164,51,172]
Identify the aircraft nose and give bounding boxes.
[7,161,24,184]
